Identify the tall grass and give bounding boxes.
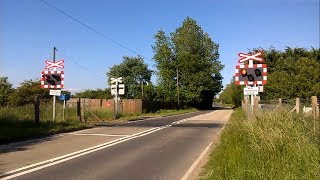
[0,104,91,144]
[202,109,320,179]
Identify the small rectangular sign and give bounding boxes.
[50,89,61,96]
[258,86,263,92]
[244,87,259,96]
[111,89,117,95]
[119,89,125,95]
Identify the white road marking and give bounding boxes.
[181,142,213,180]
[126,111,198,124]
[1,118,192,180]
[68,133,129,137]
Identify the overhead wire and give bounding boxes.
[55,48,107,81]
[39,0,142,57]
[39,0,153,82]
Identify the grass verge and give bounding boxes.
[201,108,320,179]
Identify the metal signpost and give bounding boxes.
[59,94,70,121]
[110,77,125,119]
[235,52,268,115]
[41,47,64,122]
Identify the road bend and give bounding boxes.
[0,108,232,180]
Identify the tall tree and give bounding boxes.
[153,17,224,105]
[0,76,13,106]
[107,56,153,99]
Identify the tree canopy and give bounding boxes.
[106,56,153,99]
[152,17,224,105]
[8,79,51,106]
[0,76,13,106]
[262,47,320,99]
[219,47,320,106]
[73,88,112,99]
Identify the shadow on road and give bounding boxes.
[0,135,59,154]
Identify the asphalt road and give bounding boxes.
[1,109,232,180]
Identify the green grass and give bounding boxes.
[201,108,320,179]
[0,105,92,144]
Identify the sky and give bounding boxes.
[1,0,319,94]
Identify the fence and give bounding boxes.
[1,97,180,124]
[242,96,320,118]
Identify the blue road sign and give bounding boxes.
[59,94,70,101]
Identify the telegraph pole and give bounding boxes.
[52,47,56,122]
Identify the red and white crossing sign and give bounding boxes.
[238,52,264,63]
[45,60,64,69]
[41,70,64,89]
[235,63,267,85]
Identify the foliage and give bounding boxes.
[0,76,13,106]
[219,47,320,105]
[219,78,243,106]
[262,47,320,99]
[74,88,112,99]
[106,56,153,99]
[201,109,320,179]
[152,17,224,106]
[8,79,51,106]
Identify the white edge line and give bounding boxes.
[180,110,233,180]
[2,113,204,179]
[2,127,165,180]
[0,126,161,178]
[181,142,213,180]
[1,117,187,179]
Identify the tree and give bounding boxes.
[106,56,153,99]
[74,88,112,99]
[219,79,243,106]
[0,76,13,106]
[152,17,224,106]
[262,47,320,99]
[9,80,51,106]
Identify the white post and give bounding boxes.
[62,99,66,121]
[53,95,56,122]
[115,79,118,117]
[52,47,56,122]
[53,66,57,123]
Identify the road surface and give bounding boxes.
[0,108,232,180]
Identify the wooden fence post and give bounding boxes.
[77,98,81,122]
[296,97,300,113]
[291,97,300,113]
[311,96,319,118]
[34,96,40,124]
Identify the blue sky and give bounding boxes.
[1,0,319,93]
